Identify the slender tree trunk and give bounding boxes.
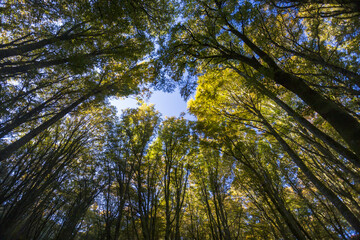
[253,74,360,166]
[0,157,72,239]
[284,172,339,239]
[257,110,360,233]
[226,24,360,158]
[261,194,293,240]
[0,93,63,139]
[0,94,90,161]
[264,184,310,240]
[231,66,360,167]
[0,23,84,60]
[266,40,360,88]
[0,58,71,76]
[230,150,310,240]
[164,160,172,240]
[272,70,360,158]
[55,194,96,240]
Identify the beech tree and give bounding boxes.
[1,1,359,239]
[189,66,360,236]
[160,0,360,157]
[0,0,173,160]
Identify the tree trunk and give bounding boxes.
[232,66,360,167]
[0,93,63,139]
[0,94,90,161]
[257,110,360,233]
[226,24,360,159]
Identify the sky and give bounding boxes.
[110,89,196,120]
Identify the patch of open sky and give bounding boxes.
[110,88,196,120]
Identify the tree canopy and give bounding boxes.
[1,0,360,239]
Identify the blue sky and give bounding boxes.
[110,89,196,120]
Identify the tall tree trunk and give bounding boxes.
[226,24,360,158]
[256,109,360,233]
[0,94,90,161]
[231,66,360,167]
[55,191,96,240]
[0,23,85,60]
[0,92,64,139]
[229,149,310,240]
[264,183,311,240]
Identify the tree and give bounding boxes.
[160,0,360,158]
[156,117,192,240]
[189,67,360,235]
[0,0,173,160]
[0,104,114,240]
[1,1,359,239]
[118,104,162,240]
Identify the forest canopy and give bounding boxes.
[0,0,360,239]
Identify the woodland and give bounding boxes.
[1,0,360,239]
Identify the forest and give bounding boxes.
[1,0,360,239]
